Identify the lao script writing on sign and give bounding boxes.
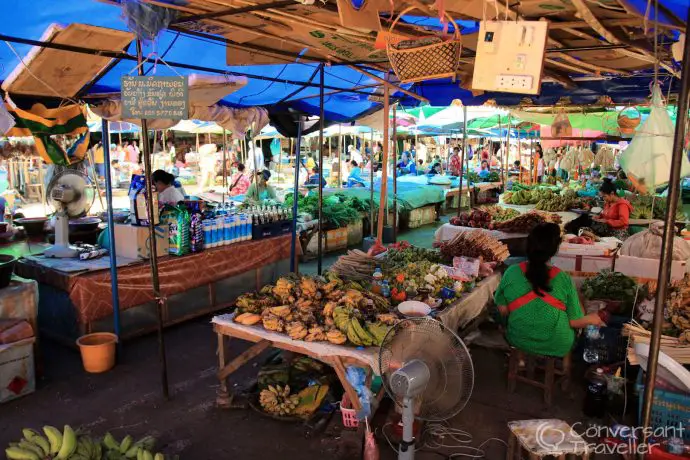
[121,76,188,120]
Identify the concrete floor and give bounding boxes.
[1,218,619,459]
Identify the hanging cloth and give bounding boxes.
[5,103,89,166]
[619,85,690,193]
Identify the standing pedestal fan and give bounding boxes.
[44,170,96,258]
[379,317,475,460]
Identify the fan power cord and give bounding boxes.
[423,422,509,459]
[380,421,508,459]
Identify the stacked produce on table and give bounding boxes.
[629,194,687,221]
[666,275,690,344]
[234,274,394,347]
[468,171,500,183]
[493,211,562,233]
[437,231,509,263]
[5,427,170,460]
[284,193,366,229]
[449,206,519,229]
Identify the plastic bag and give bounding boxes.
[363,418,380,460]
[619,85,690,192]
[345,366,373,419]
[619,222,690,260]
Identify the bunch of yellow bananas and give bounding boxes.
[259,385,300,416]
[6,425,81,460]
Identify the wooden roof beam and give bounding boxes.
[172,0,295,24]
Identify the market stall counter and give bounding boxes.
[436,273,501,332]
[15,235,293,343]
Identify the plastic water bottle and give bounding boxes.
[583,325,602,364]
[583,368,608,418]
[203,219,213,250]
[245,214,253,241]
[223,215,232,246]
[213,216,222,247]
[381,280,391,298]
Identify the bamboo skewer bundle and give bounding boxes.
[623,322,690,365]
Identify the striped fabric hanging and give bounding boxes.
[4,103,89,166]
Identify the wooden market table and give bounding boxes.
[212,313,379,411]
[14,235,294,343]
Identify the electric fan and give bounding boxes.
[379,317,475,460]
[44,170,96,258]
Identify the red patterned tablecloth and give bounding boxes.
[15,235,292,324]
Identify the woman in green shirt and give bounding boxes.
[494,223,605,357]
[246,170,277,204]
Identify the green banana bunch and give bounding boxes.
[365,322,390,346]
[346,318,375,346]
[333,306,351,332]
[6,425,78,460]
[102,432,158,459]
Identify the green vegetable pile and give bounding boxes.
[468,171,500,183]
[284,193,366,229]
[503,188,555,205]
[629,194,686,221]
[385,246,444,271]
[581,269,641,315]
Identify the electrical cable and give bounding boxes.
[380,420,509,459]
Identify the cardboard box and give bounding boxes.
[552,254,615,275]
[114,224,169,259]
[347,219,363,246]
[0,338,35,404]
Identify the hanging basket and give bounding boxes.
[617,106,641,135]
[551,111,572,138]
[386,7,462,83]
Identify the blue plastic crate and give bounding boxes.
[636,372,690,442]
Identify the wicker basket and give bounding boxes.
[386,7,462,83]
[617,106,641,135]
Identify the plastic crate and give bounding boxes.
[636,372,690,442]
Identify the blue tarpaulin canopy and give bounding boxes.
[0,0,687,122]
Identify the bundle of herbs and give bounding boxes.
[581,269,642,315]
[284,193,363,229]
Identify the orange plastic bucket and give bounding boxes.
[76,333,118,373]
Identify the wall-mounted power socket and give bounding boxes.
[495,75,534,90]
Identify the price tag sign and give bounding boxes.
[121,76,188,120]
[453,256,480,278]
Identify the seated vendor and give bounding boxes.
[494,223,605,357]
[592,178,633,238]
[427,162,442,176]
[304,166,327,187]
[396,152,417,176]
[476,160,490,179]
[246,170,277,203]
[152,169,185,206]
[347,160,366,187]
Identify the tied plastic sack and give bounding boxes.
[619,85,690,193]
[620,221,690,260]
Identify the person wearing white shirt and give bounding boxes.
[152,170,185,205]
[348,145,363,165]
[246,143,265,173]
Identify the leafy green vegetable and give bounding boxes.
[581,269,641,314]
[284,192,363,229]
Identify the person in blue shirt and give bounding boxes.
[427,162,442,175]
[478,160,491,179]
[347,160,366,187]
[396,152,417,176]
[305,166,327,187]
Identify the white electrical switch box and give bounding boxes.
[472,20,548,95]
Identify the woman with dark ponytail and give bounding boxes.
[494,223,605,357]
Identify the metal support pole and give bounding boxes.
[290,119,304,273]
[497,117,503,190]
[136,40,169,400]
[338,125,343,188]
[102,120,121,354]
[457,105,468,215]
[392,104,398,242]
[376,85,390,243]
[369,128,375,238]
[640,7,690,449]
[317,65,325,275]
[222,129,227,204]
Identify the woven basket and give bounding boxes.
[617,106,641,135]
[386,7,462,83]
